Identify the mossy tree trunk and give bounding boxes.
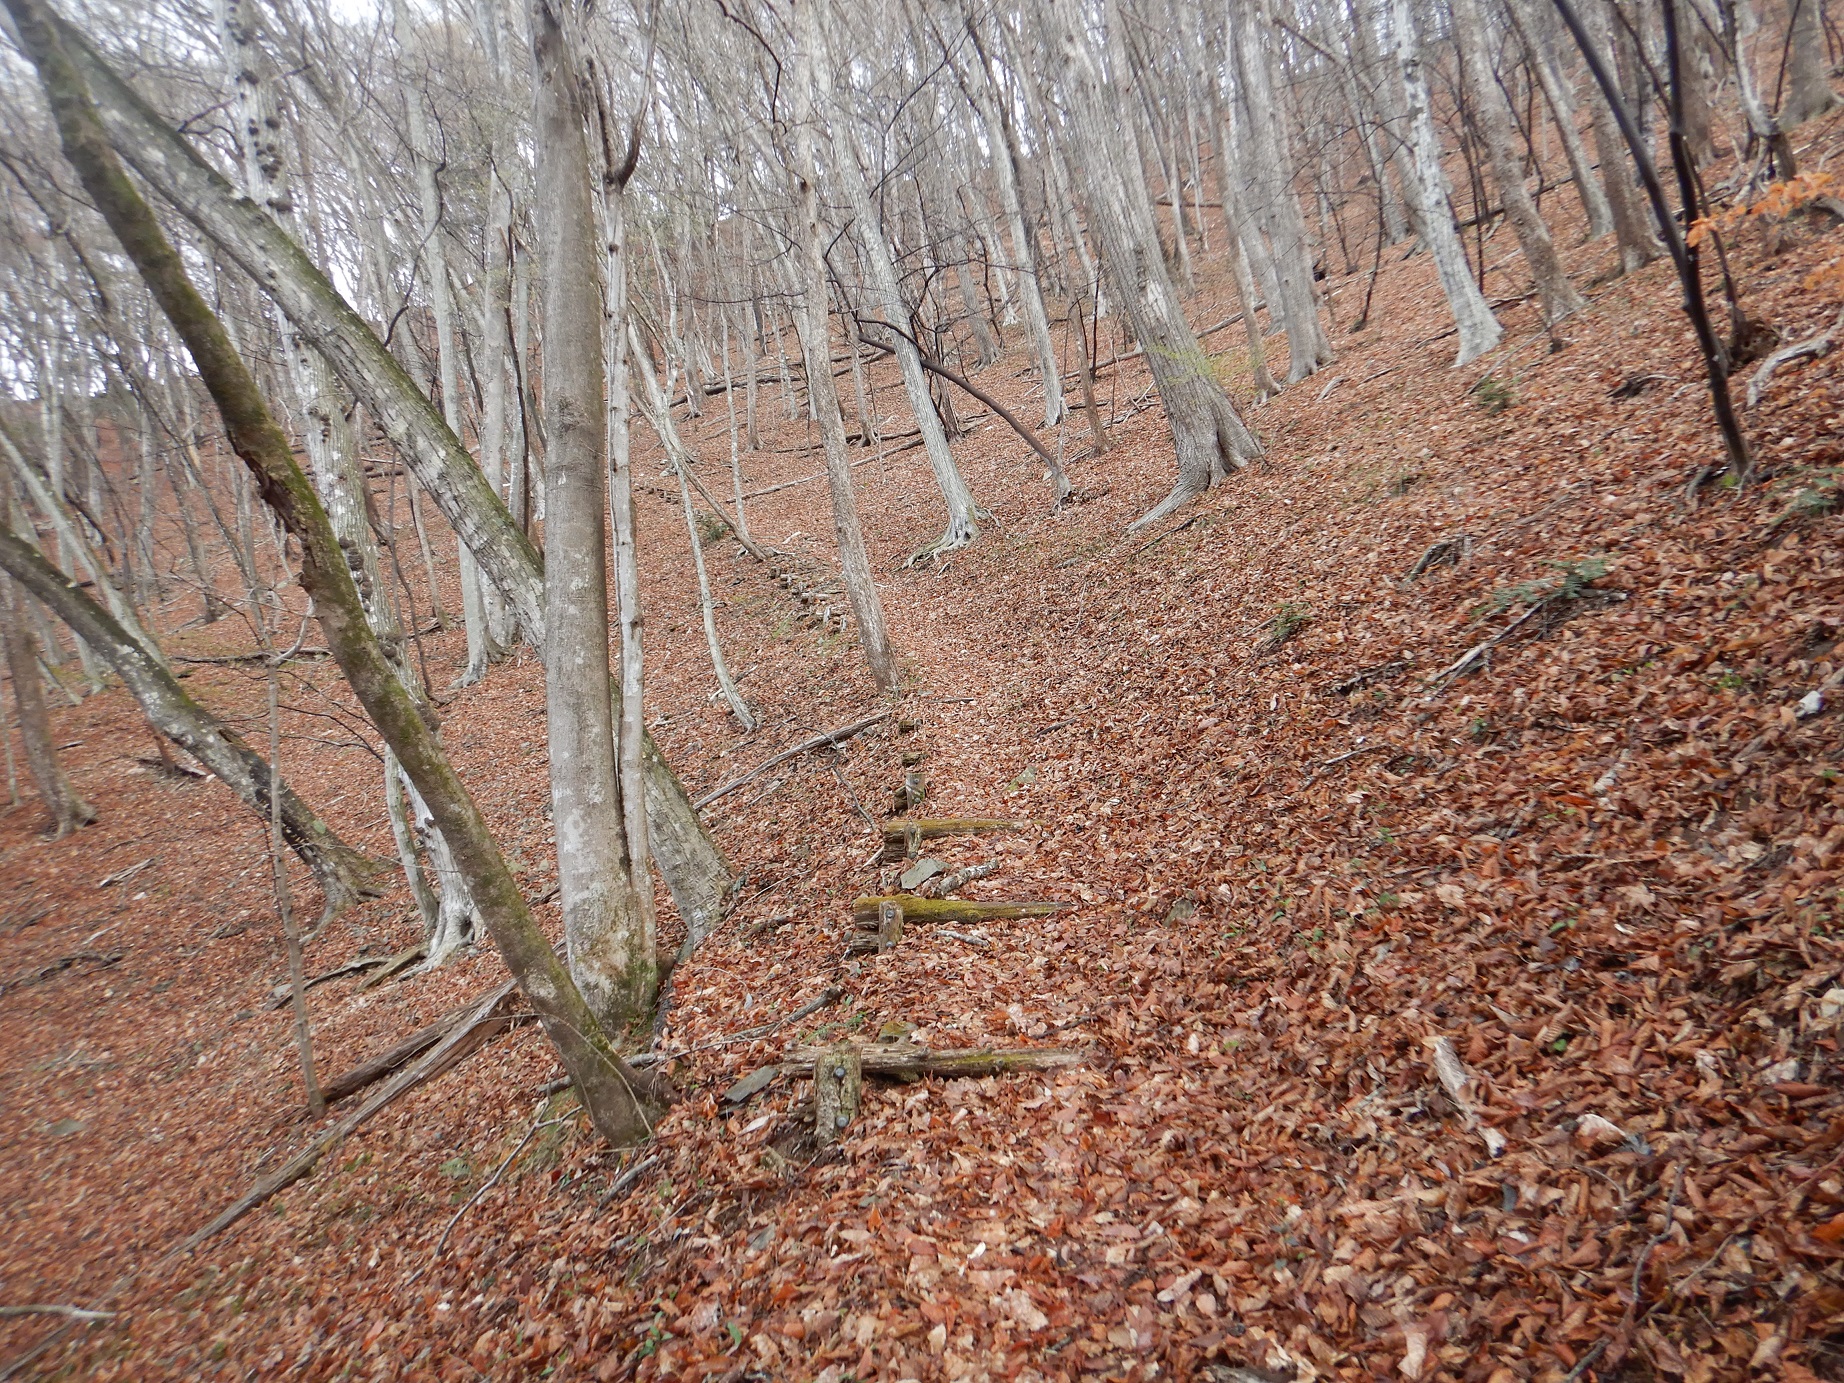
[4,0,656,1145]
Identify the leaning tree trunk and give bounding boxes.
[531,0,655,1034]
[0,529,389,908]
[63,25,730,929]
[0,505,93,838]
[818,0,981,558]
[791,0,899,694]
[215,0,470,949]
[5,0,660,1146]
[1505,0,1615,237]
[1453,0,1586,325]
[1389,0,1504,364]
[1048,0,1261,530]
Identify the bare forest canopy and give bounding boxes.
[3,0,1844,1375]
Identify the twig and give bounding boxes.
[938,929,991,948]
[1562,1339,1608,1382]
[0,1306,112,1323]
[661,986,844,1059]
[1426,601,1550,693]
[597,1153,660,1206]
[693,713,890,809]
[421,1115,570,1269]
[1320,743,1394,769]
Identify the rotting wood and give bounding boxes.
[320,979,522,1106]
[356,942,427,991]
[813,1043,862,1144]
[785,1040,1083,1081]
[265,954,391,1009]
[876,901,903,954]
[851,895,1068,926]
[847,900,907,956]
[179,980,522,1250]
[880,817,1025,862]
[694,713,890,810]
[892,769,926,815]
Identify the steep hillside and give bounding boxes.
[5,116,1844,1382]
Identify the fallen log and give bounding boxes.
[881,816,1026,861]
[265,953,391,1009]
[782,1040,1084,1081]
[850,895,1067,927]
[320,981,520,1106]
[179,980,520,1251]
[695,713,890,810]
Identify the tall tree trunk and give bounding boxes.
[962,19,1067,429]
[0,494,93,838]
[1228,0,1332,382]
[1389,0,1504,364]
[1505,0,1616,236]
[1048,0,1261,529]
[530,0,655,1033]
[395,0,498,687]
[4,0,661,1144]
[1784,0,1841,124]
[818,0,981,558]
[1453,0,1587,323]
[64,25,729,926]
[790,0,898,694]
[1588,0,1665,269]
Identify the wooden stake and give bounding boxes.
[814,1043,862,1145]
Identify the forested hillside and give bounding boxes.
[2,0,1844,1377]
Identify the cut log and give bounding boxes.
[881,817,1026,861]
[814,1044,863,1145]
[785,1041,1084,1081]
[851,895,1069,926]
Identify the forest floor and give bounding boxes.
[7,127,1844,1383]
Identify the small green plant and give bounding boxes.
[694,510,731,546]
[1472,375,1515,413]
[1484,556,1610,615]
[1767,466,1843,524]
[1256,601,1312,655]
